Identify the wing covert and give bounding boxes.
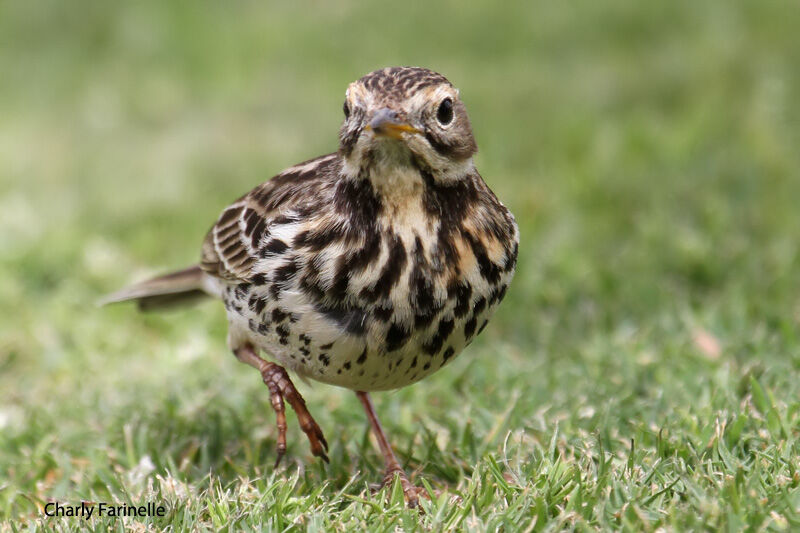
[200,154,340,282]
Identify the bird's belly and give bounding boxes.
[222,269,510,391]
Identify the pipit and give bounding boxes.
[104,67,518,507]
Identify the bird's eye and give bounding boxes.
[343,100,351,119]
[436,98,454,126]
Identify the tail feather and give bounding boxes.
[99,265,212,311]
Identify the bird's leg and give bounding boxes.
[266,365,329,463]
[234,344,329,465]
[356,391,422,508]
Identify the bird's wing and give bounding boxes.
[200,153,341,282]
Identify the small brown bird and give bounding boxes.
[104,67,518,507]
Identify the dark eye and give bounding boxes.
[436,98,454,125]
[343,100,350,119]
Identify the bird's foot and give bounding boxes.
[382,465,425,508]
[356,390,425,509]
[261,363,329,465]
[234,344,328,466]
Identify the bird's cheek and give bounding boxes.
[405,135,434,160]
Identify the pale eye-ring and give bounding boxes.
[343,100,351,119]
[436,97,454,126]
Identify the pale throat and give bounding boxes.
[343,141,432,240]
[364,138,471,189]
[341,138,475,218]
[369,146,427,218]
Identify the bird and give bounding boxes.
[103,66,519,507]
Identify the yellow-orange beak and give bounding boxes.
[365,108,420,139]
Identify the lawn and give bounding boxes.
[2,0,800,530]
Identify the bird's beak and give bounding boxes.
[365,108,420,139]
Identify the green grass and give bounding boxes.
[2,0,800,530]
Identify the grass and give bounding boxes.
[1,0,800,530]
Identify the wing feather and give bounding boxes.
[201,154,340,282]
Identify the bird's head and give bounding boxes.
[339,67,477,182]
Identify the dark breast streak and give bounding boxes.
[287,169,517,388]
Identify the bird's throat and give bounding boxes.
[369,162,426,218]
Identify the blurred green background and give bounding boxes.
[2,0,800,529]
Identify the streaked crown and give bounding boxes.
[357,67,451,100]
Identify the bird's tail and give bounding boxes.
[99,265,218,311]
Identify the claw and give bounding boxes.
[273,451,284,469]
[297,414,330,462]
